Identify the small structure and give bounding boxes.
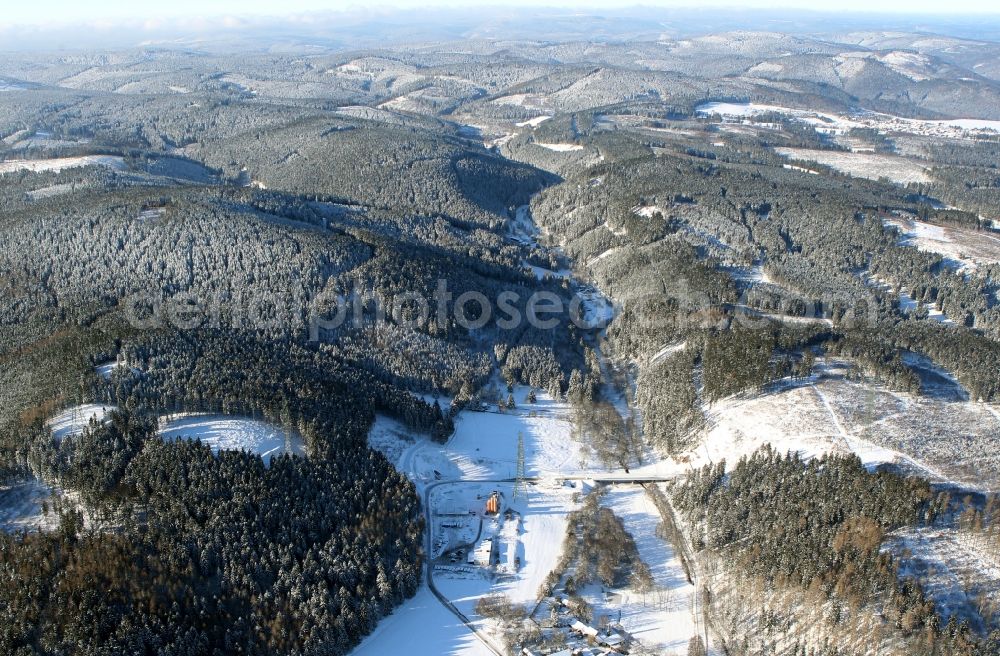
[468,538,495,567]
[570,620,598,639]
[485,491,501,515]
[597,632,626,650]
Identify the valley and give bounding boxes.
[2,12,1000,656]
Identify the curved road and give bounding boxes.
[422,475,680,655]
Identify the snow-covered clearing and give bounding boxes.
[885,526,1000,632]
[0,155,125,175]
[650,341,687,365]
[27,182,85,200]
[534,142,584,152]
[587,246,621,267]
[0,477,60,533]
[863,274,954,324]
[782,163,821,175]
[159,414,305,463]
[696,101,1000,139]
[492,93,547,110]
[515,115,551,128]
[46,403,116,441]
[370,388,591,483]
[587,486,698,654]
[885,215,1000,271]
[95,360,140,380]
[633,204,665,218]
[667,360,1000,490]
[524,261,570,281]
[449,391,587,479]
[350,586,495,656]
[775,147,931,184]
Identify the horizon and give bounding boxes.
[4,4,1000,53]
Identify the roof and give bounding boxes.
[599,633,625,646]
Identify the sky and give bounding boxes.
[3,0,999,29]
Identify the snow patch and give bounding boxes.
[515,115,551,128]
[534,142,584,152]
[159,414,305,464]
[0,156,126,175]
[46,404,116,441]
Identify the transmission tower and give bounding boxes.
[514,431,526,500]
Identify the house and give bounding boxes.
[467,538,495,566]
[570,620,598,638]
[597,632,626,650]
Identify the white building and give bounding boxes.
[467,538,495,566]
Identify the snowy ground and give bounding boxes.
[0,155,126,175]
[885,526,1000,633]
[585,486,698,654]
[515,115,551,128]
[46,403,116,441]
[696,101,1000,139]
[534,142,584,152]
[371,387,595,483]
[95,360,140,380]
[351,587,495,656]
[646,359,1000,491]
[775,147,931,184]
[0,477,60,533]
[26,182,85,200]
[885,215,1000,272]
[158,414,305,463]
[862,274,954,324]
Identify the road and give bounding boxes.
[422,475,681,655]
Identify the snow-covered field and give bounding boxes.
[0,477,60,533]
[159,414,305,463]
[670,360,1000,491]
[371,387,593,483]
[515,115,551,128]
[775,147,931,184]
[886,215,1000,271]
[350,587,495,656]
[696,101,1000,139]
[585,486,698,654]
[633,204,665,218]
[0,155,126,175]
[534,142,584,152]
[886,526,1000,633]
[27,182,86,200]
[46,403,116,441]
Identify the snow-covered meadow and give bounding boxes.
[46,403,116,441]
[0,477,60,533]
[159,414,305,463]
[658,359,1000,491]
[775,148,932,184]
[0,155,126,175]
[584,486,698,654]
[885,215,1000,272]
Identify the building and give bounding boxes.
[467,538,495,566]
[597,632,626,651]
[485,491,501,515]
